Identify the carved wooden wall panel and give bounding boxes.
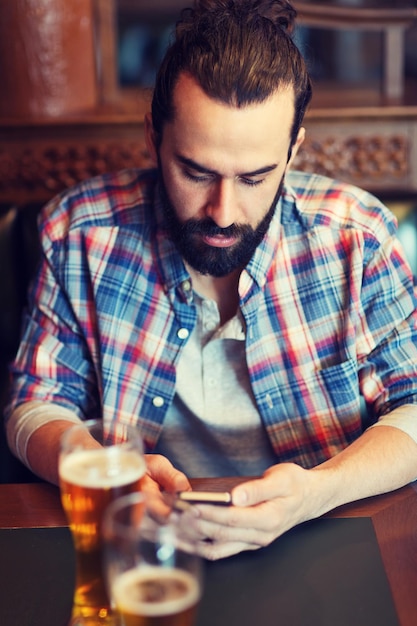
[0,141,151,204]
[295,134,408,180]
[0,117,416,206]
[295,119,417,193]
[0,121,151,205]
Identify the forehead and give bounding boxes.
[164,73,295,168]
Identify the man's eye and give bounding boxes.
[183,170,211,183]
[241,177,264,187]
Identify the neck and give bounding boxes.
[187,265,240,325]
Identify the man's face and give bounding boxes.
[146,73,304,277]
[158,169,284,277]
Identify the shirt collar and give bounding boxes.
[240,177,303,288]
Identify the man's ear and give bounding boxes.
[144,112,158,165]
[287,127,305,170]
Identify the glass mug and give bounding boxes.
[103,492,203,626]
[59,419,146,624]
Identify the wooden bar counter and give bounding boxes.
[0,479,416,625]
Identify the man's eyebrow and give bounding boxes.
[175,154,278,177]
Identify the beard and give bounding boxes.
[159,175,285,277]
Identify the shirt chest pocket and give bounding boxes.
[266,358,360,422]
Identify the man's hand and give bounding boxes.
[174,424,417,560]
[140,454,192,521]
[143,453,191,495]
[177,463,314,560]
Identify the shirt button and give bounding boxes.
[152,396,164,408]
[265,393,274,409]
[182,279,192,292]
[177,328,189,340]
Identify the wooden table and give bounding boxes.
[1,479,417,626]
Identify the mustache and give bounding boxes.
[180,218,250,238]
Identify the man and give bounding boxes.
[5,0,417,560]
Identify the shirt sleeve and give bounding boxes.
[4,194,102,424]
[369,404,417,443]
[6,401,83,469]
[356,210,417,416]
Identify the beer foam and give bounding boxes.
[59,448,145,488]
[113,567,200,617]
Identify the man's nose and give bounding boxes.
[205,179,238,228]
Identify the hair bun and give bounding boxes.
[191,0,297,34]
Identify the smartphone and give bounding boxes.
[176,490,232,505]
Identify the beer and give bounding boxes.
[112,566,200,626]
[59,447,146,618]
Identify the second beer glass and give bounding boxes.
[59,419,146,623]
[103,492,203,626]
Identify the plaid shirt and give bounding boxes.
[6,168,417,467]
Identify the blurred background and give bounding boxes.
[118,0,417,92]
[0,0,416,481]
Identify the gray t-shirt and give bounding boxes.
[154,293,278,477]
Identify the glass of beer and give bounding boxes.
[103,492,202,626]
[59,419,146,624]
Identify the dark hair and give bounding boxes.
[151,0,312,148]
